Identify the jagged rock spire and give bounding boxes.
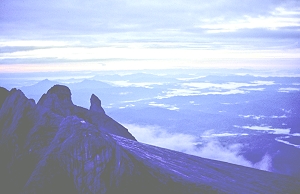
[90,94,105,114]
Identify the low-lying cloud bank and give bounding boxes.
[124,123,272,172]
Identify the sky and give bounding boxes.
[0,0,300,72]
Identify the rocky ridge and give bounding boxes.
[0,85,299,194]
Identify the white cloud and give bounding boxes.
[239,114,287,119]
[254,154,273,171]
[182,81,274,90]
[124,123,272,171]
[278,87,300,93]
[237,125,290,135]
[243,88,265,91]
[124,124,196,152]
[148,102,179,111]
[201,132,249,138]
[106,80,162,88]
[275,136,300,148]
[270,115,287,118]
[157,81,275,98]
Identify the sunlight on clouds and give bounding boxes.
[0,63,109,73]
[1,36,300,73]
[2,37,300,61]
[106,81,163,88]
[0,61,176,73]
[0,40,70,47]
[1,45,299,72]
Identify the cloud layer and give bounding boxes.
[1,0,299,35]
[124,123,272,171]
[1,0,299,42]
[1,0,299,71]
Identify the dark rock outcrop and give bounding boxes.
[0,89,37,193]
[90,93,105,114]
[0,85,300,194]
[38,85,74,116]
[37,85,135,140]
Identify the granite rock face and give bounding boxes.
[24,116,135,194]
[0,85,300,194]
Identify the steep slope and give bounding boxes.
[0,85,299,194]
[113,135,300,193]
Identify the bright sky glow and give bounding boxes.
[1,0,300,72]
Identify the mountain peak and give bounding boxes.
[47,84,72,101]
[37,84,74,116]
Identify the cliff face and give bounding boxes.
[0,85,299,194]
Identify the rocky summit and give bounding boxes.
[0,85,299,194]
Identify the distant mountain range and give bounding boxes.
[0,85,299,193]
